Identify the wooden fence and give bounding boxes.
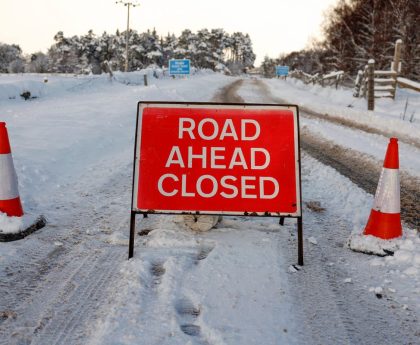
[397,77,420,92]
[352,39,420,110]
[289,69,345,89]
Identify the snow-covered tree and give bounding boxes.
[26,52,50,73]
[322,0,419,78]
[0,43,24,73]
[48,32,80,73]
[35,28,256,74]
[161,33,178,66]
[260,56,276,78]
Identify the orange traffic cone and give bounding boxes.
[363,137,402,239]
[0,122,24,217]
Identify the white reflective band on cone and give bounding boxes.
[0,154,19,200]
[372,168,400,213]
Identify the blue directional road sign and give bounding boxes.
[276,66,289,76]
[169,59,191,75]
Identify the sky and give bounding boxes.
[0,0,338,66]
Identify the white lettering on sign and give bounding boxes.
[229,148,248,169]
[197,175,218,198]
[178,118,260,141]
[158,117,280,200]
[241,119,260,141]
[210,147,226,169]
[165,146,270,170]
[250,148,270,169]
[158,173,179,196]
[156,174,280,199]
[220,176,238,198]
[260,177,279,199]
[165,146,185,167]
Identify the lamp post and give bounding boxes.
[116,1,139,72]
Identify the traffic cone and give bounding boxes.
[363,137,402,239]
[0,122,24,217]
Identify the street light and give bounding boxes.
[116,1,140,72]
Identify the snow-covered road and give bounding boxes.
[0,73,419,344]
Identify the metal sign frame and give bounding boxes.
[129,101,303,265]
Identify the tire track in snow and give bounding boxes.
[212,79,245,103]
[32,250,123,345]
[299,131,420,229]
[252,79,420,149]
[221,79,420,344]
[0,162,132,345]
[238,78,419,230]
[280,167,420,345]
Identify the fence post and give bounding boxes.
[367,59,375,111]
[392,39,403,73]
[143,74,148,86]
[391,39,402,99]
[353,70,363,97]
[362,65,368,98]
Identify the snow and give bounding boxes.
[346,233,400,256]
[238,77,420,177]
[0,72,419,343]
[0,212,38,234]
[398,77,420,91]
[307,236,318,245]
[300,117,420,177]
[322,70,343,79]
[0,212,23,233]
[0,70,232,227]
[263,77,420,144]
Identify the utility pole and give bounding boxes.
[116,1,139,72]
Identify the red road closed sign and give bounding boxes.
[132,102,301,217]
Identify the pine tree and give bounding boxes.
[0,43,24,73]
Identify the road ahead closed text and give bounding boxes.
[134,104,300,216]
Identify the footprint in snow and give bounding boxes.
[150,261,166,284]
[196,245,215,261]
[180,324,201,337]
[175,297,202,337]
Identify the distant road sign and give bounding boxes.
[276,66,289,76]
[169,59,191,75]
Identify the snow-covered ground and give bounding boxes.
[264,77,420,143]
[0,71,232,225]
[0,72,419,344]
[237,78,420,177]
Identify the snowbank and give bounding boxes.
[0,70,233,222]
[265,78,420,144]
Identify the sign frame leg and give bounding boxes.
[297,217,304,266]
[128,211,136,259]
